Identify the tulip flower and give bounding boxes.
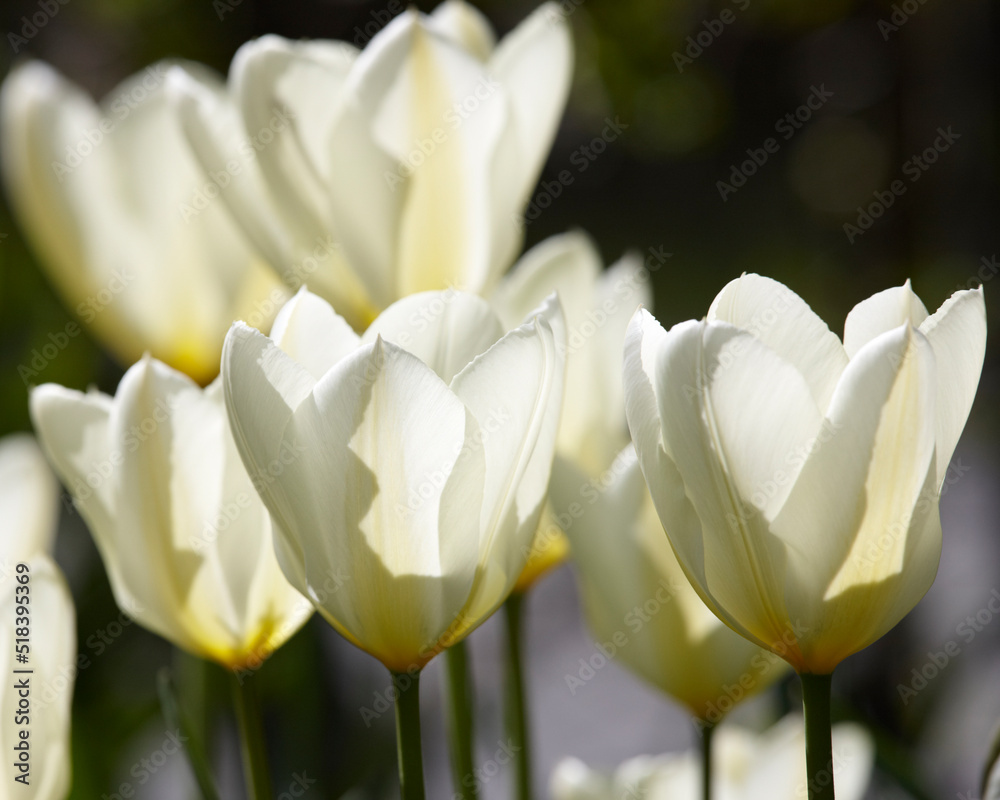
[0,435,76,800]
[550,715,874,800]
[168,1,572,329]
[624,274,986,799]
[492,231,654,590]
[0,61,285,383]
[560,444,786,724]
[222,287,565,799]
[31,355,315,798]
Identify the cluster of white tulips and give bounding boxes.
[0,2,990,799]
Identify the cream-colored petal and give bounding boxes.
[918,287,987,483]
[842,280,929,358]
[428,0,496,60]
[773,324,937,672]
[708,273,849,410]
[450,297,565,626]
[362,290,503,383]
[0,434,59,563]
[268,287,361,379]
[275,339,483,671]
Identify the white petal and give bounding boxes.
[843,280,929,358]
[428,0,496,60]
[488,2,573,207]
[918,287,987,483]
[29,384,115,557]
[363,290,503,383]
[0,434,59,563]
[449,297,565,622]
[276,339,484,670]
[708,273,849,410]
[490,230,602,330]
[268,288,361,379]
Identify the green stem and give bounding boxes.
[504,593,531,800]
[801,673,836,800]
[230,672,272,800]
[700,721,715,800]
[157,668,220,800]
[445,641,478,799]
[393,669,426,800]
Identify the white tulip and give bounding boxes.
[559,444,786,722]
[0,61,285,383]
[169,1,572,329]
[221,287,565,672]
[624,274,987,674]
[550,715,874,800]
[30,359,311,669]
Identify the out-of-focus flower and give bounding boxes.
[169,1,572,329]
[0,61,285,383]
[30,358,311,670]
[624,274,987,675]
[550,715,875,800]
[489,231,652,590]
[560,443,786,722]
[0,435,75,800]
[221,288,565,672]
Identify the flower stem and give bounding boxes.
[445,641,478,798]
[393,669,426,800]
[801,672,836,800]
[504,592,531,800]
[700,720,715,800]
[229,672,272,800]
[157,667,220,800]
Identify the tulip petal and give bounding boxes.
[274,338,483,670]
[429,0,496,60]
[708,273,849,410]
[488,2,573,207]
[842,280,929,358]
[918,287,987,483]
[775,326,937,671]
[222,322,319,571]
[363,290,503,383]
[449,297,564,621]
[234,36,353,226]
[29,384,115,556]
[355,13,507,298]
[0,434,59,563]
[268,287,361,379]
[637,314,827,655]
[490,231,603,330]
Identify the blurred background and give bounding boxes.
[0,0,997,797]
